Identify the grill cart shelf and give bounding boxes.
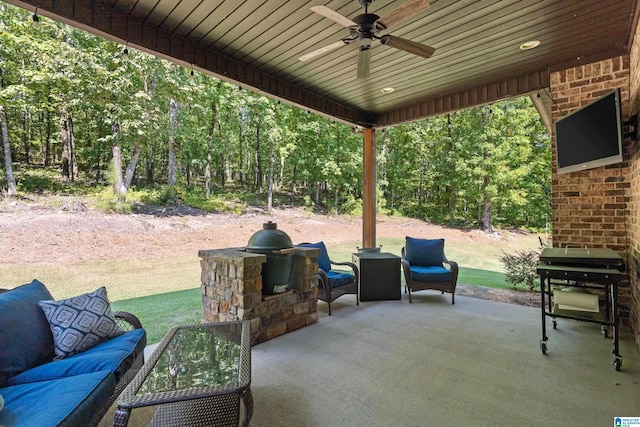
[536,247,624,370]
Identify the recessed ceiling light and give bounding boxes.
[519,40,541,50]
[381,87,394,94]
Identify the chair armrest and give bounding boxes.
[444,260,459,282]
[400,247,412,278]
[330,259,358,272]
[329,260,360,284]
[317,268,329,288]
[114,311,143,331]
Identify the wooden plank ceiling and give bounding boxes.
[6,0,639,128]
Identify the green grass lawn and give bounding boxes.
[2,230,539,343]
[111,288,202,343]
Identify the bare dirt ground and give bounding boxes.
[0,196,540,307]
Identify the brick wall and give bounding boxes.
[550,46,639,344]
[627,13,640,349]
[549,57,634,326]
[550,57,631,251]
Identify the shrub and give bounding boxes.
[499,249,541,292]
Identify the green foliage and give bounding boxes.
[95,187,133,213]
[140,186,178,206]
[499,249,541,291]
[10,163,98,196]
[0,3,551,231]
[180,186,244,214]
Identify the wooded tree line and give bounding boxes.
[0,4,551,230]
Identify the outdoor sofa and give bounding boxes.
[0,279,146,427]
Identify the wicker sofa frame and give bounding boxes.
[90,311,145,427]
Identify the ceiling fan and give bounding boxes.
[299,0,435,79]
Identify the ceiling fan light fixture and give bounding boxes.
[519,40,540,50]
[306,0,435,78]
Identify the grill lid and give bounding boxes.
[246,221,293,252]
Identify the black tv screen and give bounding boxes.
[554,88,623,174]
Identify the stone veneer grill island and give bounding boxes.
[199,246,320,345]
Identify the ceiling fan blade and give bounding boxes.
[380,35,435,59]
[377,0,431,29]
[299,40,346,61]
[310,5,357,27]
[357,47,371,79]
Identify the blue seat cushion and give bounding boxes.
[405,237,445,266]
[326,271,355,288]
[0,280,55,387]
[409,265,453,282]
[8,328,146,386]
[298,242,331,271]
[0,370,115,427]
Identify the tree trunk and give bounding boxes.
[145,143,155,183]
[112,145,127,202]
[167,98,178,189]
[206,100,217,197]
[482,177,493,233]
[44,110,51,167]
[68,116,77,181]
[279,155,285,190]
[60,107,71,182]
[380,129,388,198]
[267,135,275,211]
[22,110,30,164]
[449,187,456,223]
[0,106,17,196]
[480,106,493,233]
[122,144,142,191]
[95,117,104,184]
[254,119,262,190]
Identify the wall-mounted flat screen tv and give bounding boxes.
[554,88,623,174]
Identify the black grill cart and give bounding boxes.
[536,247,624,370]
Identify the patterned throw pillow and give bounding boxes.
[38,287,123,359]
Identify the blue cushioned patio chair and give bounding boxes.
[298,242,359,315]
[401,237,459,304]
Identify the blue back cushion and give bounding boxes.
[405,237,445,266]
[298,242,331,271]
[0,280,55,387]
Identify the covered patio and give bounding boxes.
[6,0,639,346]
[6,0,640,423]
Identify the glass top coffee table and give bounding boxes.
[113,321,252,427]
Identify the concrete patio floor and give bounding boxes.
[105,293,640,426]
[249,294,640,427]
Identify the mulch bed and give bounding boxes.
[456,284,541,308]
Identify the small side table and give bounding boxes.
[114,321,252,427]
[352,252,401,301]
